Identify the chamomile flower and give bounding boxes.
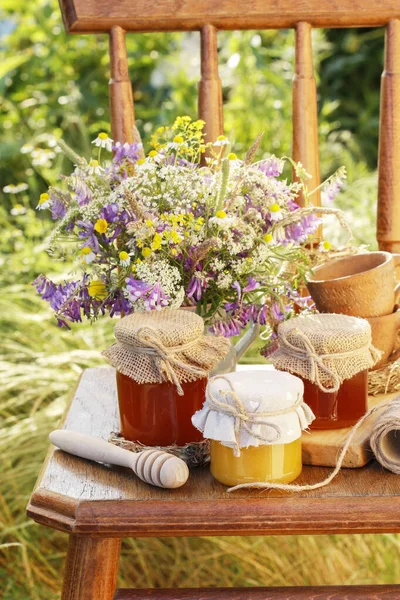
[319,240,332,252]
[269,203,283,222]
[92,132,113,152]
[3,183,28,194]
[213,135,230,147]
[36,193,52,210]
[263,233,273,245]
[80,246,96,264]
[88,159,103,175]
[119,251,131,266]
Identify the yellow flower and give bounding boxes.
[216,210,227,219]
[142,247,152,258]
[171,248,178,257]
[88,280,107,299]
[98,132,108,140]
[145,219,153,227]
[137,158,145,165]
[264,233,273,243]
[94,218,108,234]
[270,204,281,213]
[170,231,183,244]
[227,153,237,160]
[148,150,158,157]
[217,135,226,141]
[81,246,92,255]
[151,232,163,251]
[136,240,144,248]
[119,251,129,260]
[89,159,99,167]
[173,135,184,143]
[156,126,165,134]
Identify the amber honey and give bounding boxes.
[301,370,368,429]
[117,371,207,445]
[210,438,302,487]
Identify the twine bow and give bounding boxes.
[124,326,208,395]
[280,328,364,393]
[206,375,303,456]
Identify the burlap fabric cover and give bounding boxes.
[270,313,381,393]
[102,309,230,394]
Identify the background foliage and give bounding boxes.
[1,0,398,597]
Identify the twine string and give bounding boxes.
[227,398,398,493]
[123,326,208,395]
[281,328,369,393]
[207,375,304,457]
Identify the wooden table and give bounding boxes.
[27,367,400,599]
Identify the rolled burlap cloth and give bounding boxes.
[370,397,400,474]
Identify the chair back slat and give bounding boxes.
[377,19,400,253]
[109,26,135,144]
[292,22,321,217]
[198,25,224,146]
[58,1,400,252]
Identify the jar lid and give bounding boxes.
[102,309,230,395]
[270,313,381,392]
[192,370,314,456]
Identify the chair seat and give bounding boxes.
[27,367,400,537]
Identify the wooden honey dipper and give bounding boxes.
[49,430,189,489]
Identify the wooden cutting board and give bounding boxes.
[302,391,399,468]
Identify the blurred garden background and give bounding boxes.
[1,0,399,598]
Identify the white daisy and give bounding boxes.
[87,159,104,175]
[36,193,52,210]
[269,203,284,222]
[81,246,96,264]
[92,132,113,152]
[213,135,230,147]
[119,251,131,267]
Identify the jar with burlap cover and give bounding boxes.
[102,309,230,395]
[270,313,381,393]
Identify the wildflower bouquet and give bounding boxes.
[34,116,346,336]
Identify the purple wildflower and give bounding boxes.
[112,142,143,164]
[258,156,284,178]
[243,277,259,293]
[50,198,67,220]
[322,168,346,203]
[77,220,100,252]
[271,301,285,322]
[70,176,92,206]
[125,276,170,311]
[186,275,207,303]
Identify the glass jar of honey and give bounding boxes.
[192,370,315,486]
[103,309,230,446]
[270,313,381,430]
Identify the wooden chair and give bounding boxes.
[27,2,400,598]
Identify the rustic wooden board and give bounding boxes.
[27,367,400,537]
[302,392,400,468]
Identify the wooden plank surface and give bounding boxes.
[58,0,400,33]
[113,586,400,600]
[27,367,400,537]
[302,392,399,468]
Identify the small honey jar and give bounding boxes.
[192,370,314,487]
[103,309,230,446]
[270,314,381,430]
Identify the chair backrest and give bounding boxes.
[58,0,400,251]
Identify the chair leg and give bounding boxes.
[61,534,121,600]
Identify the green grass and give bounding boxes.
[1,283,400,598]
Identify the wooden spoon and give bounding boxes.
[49,430,189,489]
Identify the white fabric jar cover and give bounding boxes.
[192,370,315,456]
